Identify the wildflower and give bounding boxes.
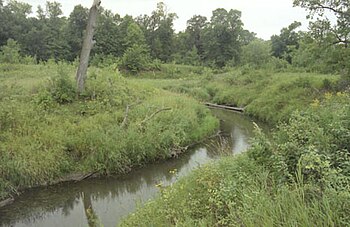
[311,99,320,107]
[336,92,344,97]
[324,92,332,100]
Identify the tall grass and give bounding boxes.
[132,68,339,124]
[0,63,219,201]
[121,155,350,226]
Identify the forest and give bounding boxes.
[0,0,349,72]
[0,0,349,226]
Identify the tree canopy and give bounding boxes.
[0,0,348,73]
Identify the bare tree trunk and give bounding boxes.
[76,0,101,94]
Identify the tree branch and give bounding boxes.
[121,101,142,128]
[139,108,172,127]
[314,3,347,16]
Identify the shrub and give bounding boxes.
[241,40,272,68]
[249,93,350,187]
[48,64,76,104]
[119,44,152,73]
[0,39,21,64]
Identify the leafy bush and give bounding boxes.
[47,64,76,104]
[249,93,350,187]
[0,39,21,64]
[119,44,152,73]
[241,40,272,68]
[90,53,120,68]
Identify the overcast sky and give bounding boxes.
[19,0,310,40]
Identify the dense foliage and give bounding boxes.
[1,1,349,74]
[0,1,252,70]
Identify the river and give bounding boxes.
[0,109,262,227]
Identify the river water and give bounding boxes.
[0,109,260,227]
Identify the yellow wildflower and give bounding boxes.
[311,99,320,107]
[324,92,332,100]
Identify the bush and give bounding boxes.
[90,54,120,68]
[337,70,350,91]
[241,40,272,68]
[47,64,76,104]
[249,93,350,187]
[119,44,152,73]
[0,39,21,64]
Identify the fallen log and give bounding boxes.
[205,103,244,112]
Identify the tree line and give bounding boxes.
[0,0,349,74]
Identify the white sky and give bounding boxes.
[18,0,310,40]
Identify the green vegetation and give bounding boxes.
[0,63,218,201]
[134,68,339,123]
[121,92,350,227]
[0,0,349,226]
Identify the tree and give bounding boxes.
[241,39,272,67]
[271,21,302,63]
[94,10,124,57]
[183,46,201,66]
[119,22,151,73]
[44,1,70,60]
[292,32,350,73]
[186,15,208,59]
[137,2,178,62]
[66,5,89,61]
[123,22,146,50]
[76,0,101,94]
[0,0,32,46]
[293,0,350,47]
[293,0,350,74]
[202,8,244,67]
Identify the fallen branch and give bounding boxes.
[121,101,142,128]
[139,107,172,127]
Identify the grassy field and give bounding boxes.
[0,63,219,201]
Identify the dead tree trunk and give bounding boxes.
[76,0,101,94]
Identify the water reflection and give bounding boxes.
[0,109,260,227]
